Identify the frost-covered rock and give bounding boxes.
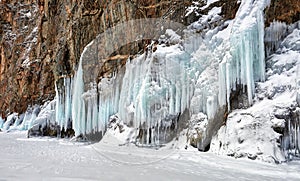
[210,108,286,163]
[281,29,300,51]
[187,113,208,148]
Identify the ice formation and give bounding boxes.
[70,40,195,144]
[265,21,288,57]
[2,113,18,131]
[0,117,4,129]
[51,0,271,146]
[218,0,267,108]
[55,77,73,131]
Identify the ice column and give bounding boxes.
[72,53,85,136]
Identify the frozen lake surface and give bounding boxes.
[0,131,299,180]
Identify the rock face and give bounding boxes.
[0,1,54,116]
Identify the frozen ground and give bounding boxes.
[0,132,300,180]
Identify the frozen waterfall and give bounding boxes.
[55,0,270,146]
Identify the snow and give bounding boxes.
[0,132,300,180]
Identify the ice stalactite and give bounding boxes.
[71,40,111,137]
[282,112,300,160]
[118,45,193,145]
[265,21,288,57]
[55,77,73,132]
[69,41,194,144]
[97,74,122,135]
